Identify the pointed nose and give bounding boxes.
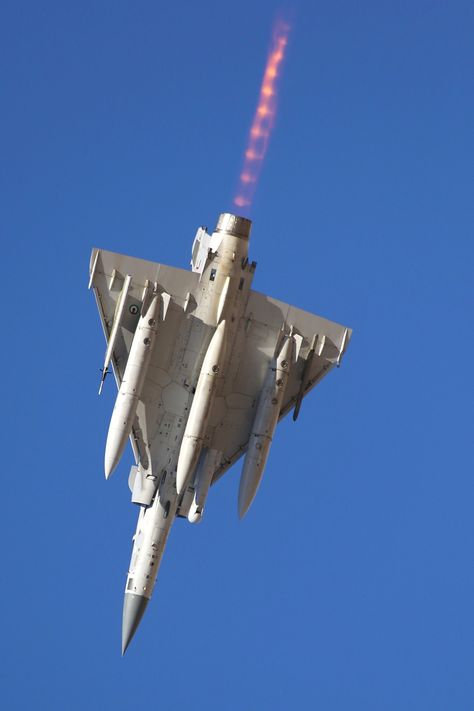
[122,593,149,655]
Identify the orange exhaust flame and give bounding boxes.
[233,19,290,211]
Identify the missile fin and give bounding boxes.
[293,333,303,362]
[99,274,132,394]
[316,334,326,357]
[293,334,317,421]
[337,328,349,366]
[141,280,153,316]
[160,292,171,321]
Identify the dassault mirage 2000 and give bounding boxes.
[89,212,351,653]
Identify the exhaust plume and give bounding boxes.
[233,19,291,212]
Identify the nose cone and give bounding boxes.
[122,593,149,655]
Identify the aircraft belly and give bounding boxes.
[126,497,177,599]
[92,212,351,652]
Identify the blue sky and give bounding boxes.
[1,1,473,709]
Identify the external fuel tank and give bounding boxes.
[238,335,295,518]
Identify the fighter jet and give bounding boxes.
[89,212,351,653]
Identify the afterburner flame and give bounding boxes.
[233,19,290,211]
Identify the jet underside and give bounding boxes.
[89,213,351,653]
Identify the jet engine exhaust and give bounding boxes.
[233,18,290,212]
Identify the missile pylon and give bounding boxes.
[104,292,161,478]
[238,334,295,518]
[176,320,227,494]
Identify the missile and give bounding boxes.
[176,320,227,494]
[104,292,162,479]
[238,334,295,518]
[293,334,318,422]
[99,274,132,394]
[188,448,221,523]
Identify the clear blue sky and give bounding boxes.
[2,1,473,709]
